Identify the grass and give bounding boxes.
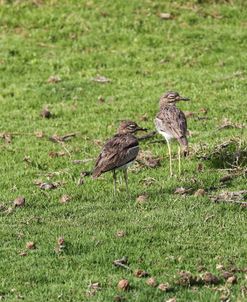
[0,0,247,301]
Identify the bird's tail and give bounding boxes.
[178,136,189,157]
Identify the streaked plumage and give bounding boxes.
[154,91,190,175]
[92,120,146,194]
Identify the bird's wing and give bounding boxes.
[92,134,139,177]
[155,106,187,139]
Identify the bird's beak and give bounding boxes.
[178,96,190,101]
[136,127,148,132]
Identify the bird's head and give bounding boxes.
[118,120,147,134]
[159,91,190,107]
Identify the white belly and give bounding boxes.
[158,129,174,141]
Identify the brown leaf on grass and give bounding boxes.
[49,133,76,143]
[26,242,36,250]
[35,131,45,138]
[136,194,148,204]
[39,182,60,190]
[176,271,201,287]
[113,257,129,270]
[86,282,101,297]
[194,189,205,197]
[158,283,172,292]
[48,151,66,158]
[166,299,176,302]
[134,269,149,278]
[202,272,219,285]
[98,96,105,103]
[116,230,126,238]
[197,163,204,172]
[174,187,192,195]
[114,296,124,302]
[137,150,161,168]
[92,75,111,83]
[199,108,208,115]
[19,251,27,256]
[159,12,173,20]
[141,177,157,186]
[13,197,25,207]
[211,190,247,206]
[59,195,71,204]
[117,279,129,291]
[40,108,52,118]
[216,264,225,271]
[226,275,237,285]
[146,277,157,287]
[218,118,245,130]
[54,236,66,254]
[0,132,12,143]
[47,75,61,83]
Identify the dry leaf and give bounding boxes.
[59,195,71,204]
[159,12,172,20]
[113,257,129,270]
[92,75,111,83]
[49,133,76,143]
[19,251,27,256]
[146,277,157,287]
[13,196,25,207]
[47,75,61,83]
[49,151,66,158]
[166,298,176,302]
[26,242,36,250]
[137,150,161,168]
[174,187,192,195]
[40,108,52,118]
[194,189,205,197]
[116,230,126,238]
[226,275,237,285]
[158,283,172,292]
[136,194,148,204]
[117,279,129,291]
[98,96,105,103]
[202,272,219,285]
[218,118,245,130]
[35,131,45,138]
[134,269,149,278]
[39,182,59,190]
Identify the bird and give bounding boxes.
[154,91,190,176]
[92,120,147,194]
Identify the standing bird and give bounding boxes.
[154,91,190,176]
[92,120,147,194]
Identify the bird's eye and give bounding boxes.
[168,94,176,98]
[128,124,136,129]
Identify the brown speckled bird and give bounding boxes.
[154,91,190,176]
[92,120,147,194]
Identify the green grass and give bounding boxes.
[0,0,247,301]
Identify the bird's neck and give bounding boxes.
[159,101,175,110]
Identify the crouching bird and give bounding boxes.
[154,91,190,176]
[92,120,147,194]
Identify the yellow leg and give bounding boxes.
[166,139,173,177]
[178,145,181,176]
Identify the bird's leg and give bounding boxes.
[113,170,117,195]
[123,168,130,196]
[166,139,173,177]
[178,145,181,176]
